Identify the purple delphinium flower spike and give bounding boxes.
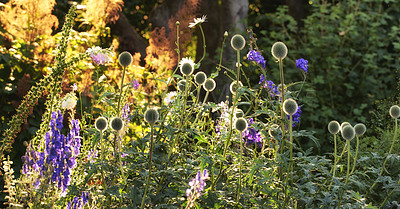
[186,169,209,208]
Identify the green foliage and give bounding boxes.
[251,0,400,152]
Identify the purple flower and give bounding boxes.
[242,118,263,148]
[122,104,131,125]
[296,58,308,73]
[259,74,265,84]
[265,80,280,98]
[67,192,89,209]
[287,106,302,127]
[90,52,108,65]
[132,79,139,90]
[247,50,266,68]
[87,149,98,163]
[186,169,209,208]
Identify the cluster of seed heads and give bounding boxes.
[328,120,366,139]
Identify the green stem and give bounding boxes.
[117,66,126,116]
[198,25,206,64]
[236,131,243,205]
[328,134,338,190]
[380,177,400,208]
[350,136,359,175]
[279,58,286,153]
[337,140,351,208]
[141,126,155,209]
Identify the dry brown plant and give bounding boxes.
[0,0,58,43]
[83,0,124,30]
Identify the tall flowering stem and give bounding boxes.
[141,125,155,209]
[279,58,286,151]
[1,5,76,158]
[198,24,206,64]
[185,169,209,209]
[236,131,244,205]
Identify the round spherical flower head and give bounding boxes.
[110,117,124,131]
[145,108,159,124]
[194,71,207,85]
[328,120,340,135]
[354,123,366,136]
[203,78,216,92]
[235,109,244,118]
[231,34,246,51]
[177,80,187,92]
[340,122,351,131]
[341,125,355,141]
[235,117,248,132]
[118,51,133,67]
[179,57,195,76]
[230,81,243,95]
[283,98,298,116]
[95,117,108,132]
[390,105,400,119]
[271,42,288,60]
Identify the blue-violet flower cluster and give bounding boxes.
[132,79,139,90]
[42,111,81,195]
[247,50,266,68]
[242,118,263,148]
[186,169,209,208]
[67,191,89,209]
[86,46,113,65]
[259,74,279,98]
[296,58,308,73]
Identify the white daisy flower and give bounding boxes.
[179,57,195,76]
[189,15,207,28]
[164,91,178,105]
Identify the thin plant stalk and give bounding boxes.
[337,139,351,208]
[141,125,155,209]
[380,177,400,208]
[198,24,206,64]
[236,131,244,205]
[117,66,127,115]
[350,135,360,175]
[328,134,338,189]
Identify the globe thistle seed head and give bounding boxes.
[390,105,400,119]
[328,120,340,135]
[110,117,124,131]
[235,117,248,132]
[95,117,108,132]
[229,81,243,95]
[354,123,366,136]
[144,108,159,125]
[194,71,207,85]
[340,122,351,131]
[235,109,244,118]
[231,34,246,51]
[283,98,298,116]
[177,80,187,92]
[271,42,288,60]
[203,78,216,92]
[341,125,355,141]
[118,51,133,67]
[179,57,195,76]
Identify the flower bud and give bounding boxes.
[95,117,108,132]
[283,98,298,116]
[235,118,248,132]
[194,71,207,85]
[328,120,340,135]
[354,123,366,136]
[177,80,187,92]
[231,34,245,51]
[203,78,216,92]
[144,108,159,125]
[180,62,194,76]
[271,42,288,60]
[110,117,123,131]
[118,51,133,67]
[390,105,400,119]
[341,125,355,141]
[340,122,351,131]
